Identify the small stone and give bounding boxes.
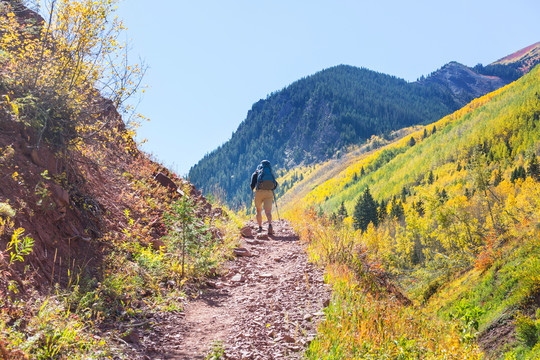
[282,333,296,343]
[231,274,244,283]
[121,330,140,345]
[246,239,264,245]
[303,313,312,321]
[259,273,273,278]
[240,226,254,238]
[313,311,325,316]
[234,248,252,257]
[323,298,331,307]
[256,234,269,240]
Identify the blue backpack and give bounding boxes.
[256,160,277,190]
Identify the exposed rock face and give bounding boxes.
[419,61,508,106]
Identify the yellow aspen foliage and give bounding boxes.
[0,0,145,148]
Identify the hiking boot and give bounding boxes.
[257,226,263,233]
[268,224,274,235]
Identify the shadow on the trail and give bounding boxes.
[269,233,299,242]
[197,288,231,307]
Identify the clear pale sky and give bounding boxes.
[115,0,540,176]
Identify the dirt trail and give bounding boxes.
[139,219,330,359]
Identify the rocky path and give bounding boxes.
[140,219,330,359]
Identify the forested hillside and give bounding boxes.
[285,64,540,359]
[190,65,463,207]
[189,42,540,208]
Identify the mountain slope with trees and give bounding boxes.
[190,66,460,207]
[189,43,539,208]
[284,64,540,359]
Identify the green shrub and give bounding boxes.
[515,312,539,348]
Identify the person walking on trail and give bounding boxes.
[251,160,278,235]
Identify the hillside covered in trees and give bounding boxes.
[189,45,539,207]
[190,66,462,207]
[283,64,540,359]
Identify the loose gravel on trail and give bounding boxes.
[139,219,331,360]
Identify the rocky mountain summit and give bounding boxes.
[418,61,507,106]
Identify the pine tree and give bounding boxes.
[527,153,539,181]
[414,200,425,216]
[511,166,527,183]
[409,136,416,147]
[378,199,387,223]
[427,170,434,185]
[329,212,338,225]
[493,168,502,186]
[389,198,404,220]
[360,166,365,176]
[432,125,437,135]
[423,128,428,139]
[439,188,448,203]
[338,201,348,219]
[401,186,409,201]
[353,187,378,231]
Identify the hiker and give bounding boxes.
[250,160,278,235]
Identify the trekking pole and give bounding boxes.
[272,191,280,220]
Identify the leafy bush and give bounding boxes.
[515,313,539,348]
[0,0,145,149]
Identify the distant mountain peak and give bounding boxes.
[491,41,540,73]
[418,61,506,106]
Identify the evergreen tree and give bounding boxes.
[527,153,539,181]
[401,186,409,201]
[456,163,462,172]
[389,198,405,220]
[360,166,365,176]
[511,166,527,183]
[378,199,387,224]
[409,136,416,147]
[337,201,348,219]
[353,172,358,181]
[423,128,428,139]
[432,125,437,135]
[353,187,378,231]
[427,170,434,185]
[414,200,425,216]
[493,168,503,186]
[439,188,448,203]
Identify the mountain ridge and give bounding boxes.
[491,41,540,72]
[189,65,460,206]
[189,42,540,207]
[416,61,508,106]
